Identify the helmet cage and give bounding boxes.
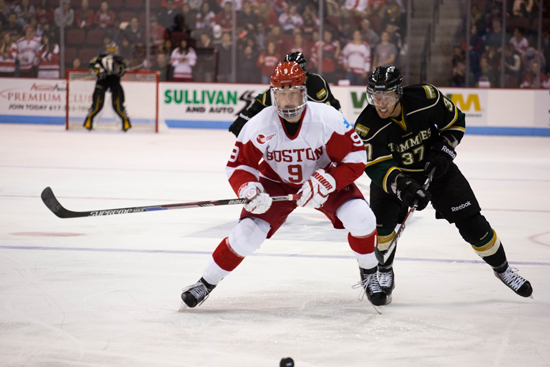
[271,85,307,120]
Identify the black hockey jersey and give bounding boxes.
[89,54,127,81]
[354,83,466,193]
[228,73,341,137]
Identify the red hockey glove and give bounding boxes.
[297,169,336,209]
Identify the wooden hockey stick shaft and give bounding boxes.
[375,167,436,264]
[41,187,299,219]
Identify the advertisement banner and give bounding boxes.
[534,90,550,128]
[160,82,267,129]
[0,78,66,124]
[439,88,488,126]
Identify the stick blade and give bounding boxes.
[41,187,77,218]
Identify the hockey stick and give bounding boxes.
[41,187,298,219]
[374,167,436,264]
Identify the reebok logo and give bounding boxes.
[441,145,457,159]
[451,201,471,212]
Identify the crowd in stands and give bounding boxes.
[452,0,550,88]
[0,0,408,85]
[1,0,547,88]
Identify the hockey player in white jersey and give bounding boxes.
[180,61,387,309]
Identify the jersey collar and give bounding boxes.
[279,105,307,140]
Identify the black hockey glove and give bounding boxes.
[395,174,431,211]
[228,113,249,137]
[424,139,456,178]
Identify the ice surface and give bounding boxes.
[1,124,549,367]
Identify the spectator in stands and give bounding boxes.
[301,4,318,38]
[384,22,402,66]
[381,0,404,32]
[149,16,165,46]
[14,0,35,28]
[124,17,144,46]
[187,0,202,11]
[214,1,233,33]
[239,36,259,83]
[72,57,81,69]
[543,28,550,75]
[28,16,43,39]
[343,29,371,85]
[504,43,521,88]
[253,21,267,51]
[256,1,278,29]
[76,0,94,29]
[256,40,280,84]
[151,51,169,81]
[195,31,215,82]
[462,23,483,82]
[211,24,222,47]
[196,1,216,31]
[118,36,133,62]
[271,0,288,16]
[164,13,190,52]
[180,2,196,30]
[288,30,309,59]
[94,1,115,29]
[16,24,40,77]
[37,32,59,78]
[279,4,303,35]
[521,47,546,76]
[478,56,498,87]
[216,31,232,82]
[54,0,74,29]
[343,0,368,19]
[3,12,23,41]
[170,38,196,81]
[451,51,466,87]
[97,34,112,54]
[470,3,486,38]
[520,61,550,88]
[360,19,380,48]
[35,0,54,28]
[513,0,534,18]
[237,1,256,34]
[0,30,16,77]
[509,26,529,56]
[371,30,397,71]
[0,0,10,21]
[158,0,177,29]
[484,18,504,53]
[311,29,340,84]
[266,24,284,54]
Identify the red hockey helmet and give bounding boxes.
[270,62,307,119]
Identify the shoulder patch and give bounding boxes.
[316,88,327,99]
[422,85,437,99]
[355,124,370,137]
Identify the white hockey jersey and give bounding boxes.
[226,102,366,194]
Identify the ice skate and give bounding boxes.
[354,267,387,307]
[179,278,216,310]
[378,266,395,304]
[494,267,533,298]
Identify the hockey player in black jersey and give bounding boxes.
[228,51,341,137]
[354,66,532,303]
[83,42,131,132]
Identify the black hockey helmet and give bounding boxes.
[366,66,403,105]
[284,51,308,73]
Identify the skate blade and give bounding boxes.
[178,301,188,312]
[371,304,383,315]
